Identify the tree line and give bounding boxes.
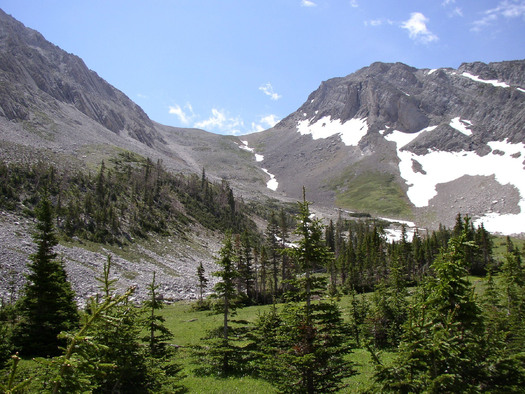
[193,192,525,392]
[0,152,257,245]
[0,194,185,392]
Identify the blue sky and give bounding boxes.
[1,0,524,135]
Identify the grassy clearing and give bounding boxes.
[327,169,412,218]
[160,297,383,393]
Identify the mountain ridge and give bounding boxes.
[245,59,525,234]
[1,7,525,235]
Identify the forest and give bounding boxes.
[0,154,525,393]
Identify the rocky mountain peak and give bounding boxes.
[0,9,162,147]
[246,59,525,235]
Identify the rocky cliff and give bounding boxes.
[245,60,525,234]
[0,8,162,147]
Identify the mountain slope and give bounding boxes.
[0,9,271,197]
[245,61,525,234]
[0,8,162,147]
[0,9,275,302]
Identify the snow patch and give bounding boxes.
[297,116,368,146]
[262,168,278,191]
[518,88,525,93]
[428,68,437,75]
[385,131,525,234]
[238,141,254,152]
[379,217,416,227]
[238,140,263,161]
[384,228,416,243]
[449,117,473,136]
[384,125,437,149]
[460,72,510,88]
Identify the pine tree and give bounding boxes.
[142,271,185,393]
[14,193,78,357]
[86,256,153,392]
[202,234,242,375]
[256,189,354,393]
[143,271,173,357]
[196,262,208,304]
[375,232,487,392]
[266,212,281,299]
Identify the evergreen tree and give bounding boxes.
[367,251,408,349]
[142,271,185,393]
[265,212,281,299]
[375,232,490,392]
[143,271,173,357]
[196,262,208,304]
[200,234,243,376]
[279,208,291,293]
[240,230,255,300]
[255,189,354,393]
[14,193,78,357]
[500,249,525,351]
[87,256,152,393]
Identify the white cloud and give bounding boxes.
[168,103,194,125]
[301,0,317,7]
[250,114,280,133]
[364,18,394,27]
[401,12,438,43]
[194,108,244,135]
[350,0,358,8]
[259,83,282,101]
[451,7,463,17]
[472,0,525,31]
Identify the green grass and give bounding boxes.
[492,235,525,261]
[159,297,384,393]
[327,169,412,218]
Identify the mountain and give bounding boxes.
[245,60,525,234]
[0,9,269,195]
[0,9,273,302]
[2,8,525,303]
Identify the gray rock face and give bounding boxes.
[0,9,162,147]
[246,59,525,231]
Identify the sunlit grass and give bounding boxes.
[159,297,386,393]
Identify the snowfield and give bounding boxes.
[297,116,368,146]
[385,127,525,235]
[460,72,510,88]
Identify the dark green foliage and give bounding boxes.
[374,231,525,392]
[366,253,408,349]
[85,257,153,393]
[142,271,185,393]
[143,272,174,357]
[196,262,208,305]
[13,193,78,357]
[0,300,16,367]
[0,154,257,245]
[254,299,354,393]
[4,257,186,393]
[198,234,245,376]
[254,190,354,393]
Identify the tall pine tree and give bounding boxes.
[255,189,354,393]
[14,193,78,357]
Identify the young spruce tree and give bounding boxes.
[255,189,354,393]
[14,193,78,357]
